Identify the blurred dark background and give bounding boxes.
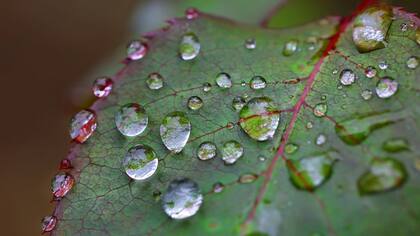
[0,0,418,235]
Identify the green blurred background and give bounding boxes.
[0,0,418,235]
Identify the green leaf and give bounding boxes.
[50,4,420,236]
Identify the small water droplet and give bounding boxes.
[59,159,72,170]
[241,81,247,86]
[406,56,418,69]
[400,22,408,32]
[203,82,212,92]
[306,122,313,129]
[382,138,409,153]
[316,134,326,145]
[239,97,280,141]
[361,89,373,100]
[313,103,327,117]
[215,72,232,88]
[197,142,217,160]
[364,66,377,78]
[212,182,224,193]
[358,158,407,194]
[185,7,199,20]
[153,190,162,201]
[52,173,75,198]
[146,73,164,90]
[115,103,148,137]
[283,39,299,56]
[41,215,57,232]
[375,77,398,98]
[160,112,191,153]
[249,76,267,90]
[69,109,97,143]
[245,38,256,49]
[226,122,235,129]
[339,69,357,85]
[239,173,258,184]
[162,178,203,219]
[258,156,266,162]
[179,32,200,60]
[221,140,244,164]
[127,40,147,60]
[285,143,299,154]
[187,96,203,110]
[123,145,158,180]
[332,69,338,75]
[378,60,388,70]
[321,95,327,100]
[92,77,113,98]
[232,96,246,111]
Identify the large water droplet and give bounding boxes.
[215,72,232,88]
[406,56,418,69]
[361,89,373,100]
[123,145,158,180]
[283,39,299,56]
[239,173,258,184]
[115,103,148,137]
[245,38,256,49]
[285,143,299,154]
[375,77,398,98]
[289,154,336,190]
[250,76,267,90]
[185,7,199,20]
[127,40,147,60]
[364,66,377,78]
[179,32,200,61]
[197,142,217,160]
[221,140,244,164]
[69,109,97,143]
[203,82,212,92]
[146,73,164,90]
[41,215,57,232]
[313,103,327,117]
[92,77,113,98]
[382,138,409,153]
[352,6,392,52]
[232,96,246,111]
[339,69,357,85]
[160,112,191,153]
[52,173,75,198]
[358,158,407,194]
[162,178,203,219]
[187,96,203,110]
[239,97,280,141]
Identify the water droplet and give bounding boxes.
[232,96,246,111]
[364,66,377,78]
[146,73,164,90]
[382,138,409,153]
[339,69,357,85]
[52,173,75,198]
[239,97,280,141]
[258,156,266,162]
[239,173,258,184]
[358,158,407,194]
[321,95,327,100]
[212,182,224,193]
[92,77,113,98]
[187,96,203,110]
[197,142,217,160]
[160,112,191,153]
[127,40,147,60]
[221,140,244,164]
[316,134,326,145]
[406,56,418,69]
[226,122,235,129]
[313,103,327,117]
[203,82,212,92]
[306,122,313,129]
[162,178,203,219]
[241,81,247,86]
[400,23,408,32]
[215,72,232,88]
[283,39,299,56]
[289,154,336,190]
[285,143,299,154]
[153,190,162,201]
[249,76,267,90]
[123,145,158,180]
[375,77,398,98]
[41,215,57,232]
[361,89,373,100]
[69,109,97,143]
[332,69,338,75]
[245,38,256,49]
[179,32,200,60]
[185,7,199,20]
[59,159,72,170]
[115,103,148,137]
[378,60,388,70]
[352,6,392,52]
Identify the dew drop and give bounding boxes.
[364,66,377,78]
[212,182,224,193]
[160,112,191,153]
[400,23,408,32]
[258,156,267,162]
[115,103,148,137]
[285,143,299,154]
[221,140,244,164]
[378,60,388,70]
[52,173,75,198]
[92,77,113,98]
[239,173,258,184]
[283,39,299,56]
[203,82,212,92]
[239,97,280,141]
[232,96,246,111]
[382,138,409,153]
[179,32,200,60]
[146,73,164,90]
[339,69,357,85]
[358,158,407,194]
[162,178,203,219]
[249,76,267,90]
[313,103,327,117]
[59,159,72,170]
[332,69,338,75]
[245,38,256,49]
[153,190,162,201]
[241,81,247,87]
[316,134,327,146]
[41,215,57,232]
[306,121,314,129]
[226,122,235,129]
[361,89,373,100]
[197,142,217,160]
[69,109,97,143]
[215,72,232,88]
[127,40,147,60]
[123,145,158,180]
[185,7,199,20]
[375,77,398,98]
[406,56,418,69]
[187,96,203,110]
